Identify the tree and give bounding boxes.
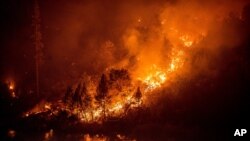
[77,82,92,120]
[33,0,43,96]
[81,82,91,110]
[95,74,109,119]
[134,87,142,104]
[63,86,73,106]
[72,83,83,108]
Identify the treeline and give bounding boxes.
[62,69,142,121]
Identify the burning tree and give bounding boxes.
[72,83,83,109]
[63,86,73,106]
[95,74,109,120]
[81,82,92,118]
[134,87,142,105]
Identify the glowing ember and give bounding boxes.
[9,85,14,90]
[8,82,15,90]
[11,92,16,98]
[6,80,16,98]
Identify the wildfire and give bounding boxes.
[23,29,201,123]
[22,2,212,124]
[168,49,185,72]
[138,65,167,91]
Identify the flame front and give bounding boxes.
[137,65,167,91]
[22,0,246,124]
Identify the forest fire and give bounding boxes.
[137,65,167,91]
[20,0,238,123]
[1,0,250,140]
[22,69,144,122]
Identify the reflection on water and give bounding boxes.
[42,132,136,141]
[83,134,136,141]
[83,134,107,141]
[6,129,137,141]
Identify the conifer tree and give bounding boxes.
[96,74,109,119]
[134,87,142,104]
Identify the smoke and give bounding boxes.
[119,0,247,85]
[1,0,249,97]
[40,0,249,96]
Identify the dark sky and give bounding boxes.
[0,0,34,84]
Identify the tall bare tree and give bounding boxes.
[33,0,43,96]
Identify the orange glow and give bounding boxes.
[179,35,193,47]
[137,65,167,91]
[8,82,15,90]
[22,0,247,124]
[6,79,16,98]
[9,85,14,90]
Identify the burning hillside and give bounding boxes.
[1,0,250,141]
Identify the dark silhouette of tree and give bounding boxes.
[33,0,43,96]
[77,82,92,120]
[81,82,91,110]
[63,86,73,105]
[72,83,83,108]
[134,87,142,104]
[96,74,109,119]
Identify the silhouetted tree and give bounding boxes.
[63,86,73,105]
[82,82,91,110]
[72,83,83,108]
[134,87,142,104]
[33,0,43,96]
[96,74,109,119]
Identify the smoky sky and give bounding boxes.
[1,0,249,97]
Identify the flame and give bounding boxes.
[9,84,14,90]
[109,103,123,113]
[138,65,167,91]
[180,35,193,47]
[6,79,16,98]
[7,80,15,90]
[24,30,200,123]
[136,41,188,91]
[83,134,135,141]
